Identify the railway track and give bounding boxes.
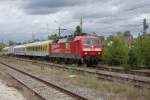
[97,64,150,77]
[1,56,150,90]
[0,62,88,100]
[31,58,150,79]
[5,56,150,77]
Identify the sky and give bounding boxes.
[0,0,150,42]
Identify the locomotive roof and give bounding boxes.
[56,35,100,43]
[74,35,99,40]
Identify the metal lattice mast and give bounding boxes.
[80,16,83,34]
[143,18,149,35]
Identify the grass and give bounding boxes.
[38,67,150,99]
[66,70,150,99]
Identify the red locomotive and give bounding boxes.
[50,35,103,65]
[2,34,103,66]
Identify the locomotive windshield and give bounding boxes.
[83,38,100,45]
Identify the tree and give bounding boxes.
[132,35,150,68]
[107,35,113,42]
[0,43,6,51]
[116,32,122,36]
[102,36,129,66]
[128,49,138,68]
[123,31,132,37]
[8,40,15,46]
[48,34,60,41]
[75,25,81,36]
[115,31,134,48]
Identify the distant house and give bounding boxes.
[123,35,134,48]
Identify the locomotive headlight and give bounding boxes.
[99,48,102,51]
[84,52,88,55]
[98,52,101,55]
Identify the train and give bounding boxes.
[2,35,103,66]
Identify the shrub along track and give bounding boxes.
[1,56,150,90]
[0,61,88,100]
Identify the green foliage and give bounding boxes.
[102,44,111,64]
[102,33,150,69]
[102,36,129,66]
[75,25,81,33]
[128,49,138,68]
[8,40,15,46]
[74,25,81,36]
[131,35,150,68]
[123,31,132,37]
[142,35,150,67]
[48,34,60,41]
[0,43,6,51]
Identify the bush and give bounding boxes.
[132,35,150,68]
[102,34,150,69]
[0,43,5,52]
[128,49,138,68]
[102,36,129,66]
[141,35,150,67]
[102,44,112,64]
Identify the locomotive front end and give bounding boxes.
[81,36,103,65]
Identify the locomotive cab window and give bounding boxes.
[83,39,91,45]
[92,39,100,45]
[83,39,100,45]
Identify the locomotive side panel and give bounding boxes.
[50,38,81,59]
[70,39,82,60]
[51,42,76,59]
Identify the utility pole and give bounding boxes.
[57,26,67,36]
[46,23,49,34]
[80,16,83,34]
[32,29,35,42]
[32,33,35,42]
[143,18,149,35]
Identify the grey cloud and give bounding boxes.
[1,0,150,42]
[24,6,59,15]
[68,0,150,34]
[23,0,99,14]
